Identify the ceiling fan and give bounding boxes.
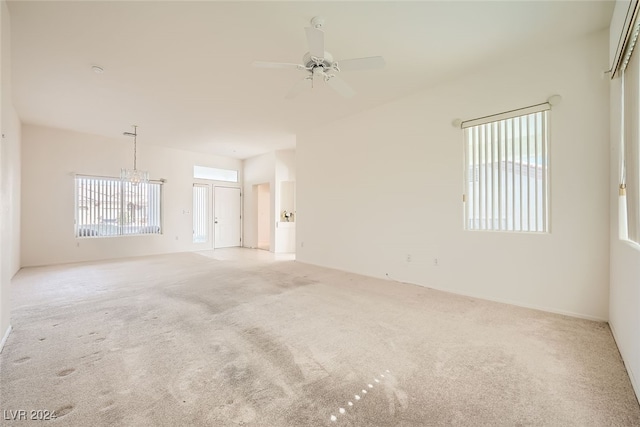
[252,16,385,99]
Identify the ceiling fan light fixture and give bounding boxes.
[252,17,385,99]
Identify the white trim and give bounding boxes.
[609,322,640,404]
[0,325,12,353]
[295,260,607,322]
[411,281,607,322]
[461,102,550,129]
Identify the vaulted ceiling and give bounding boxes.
[8,1,613,159]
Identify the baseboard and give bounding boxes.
[0,325,12,353]
[609,323,640,404]
[418,283,608,322]
[294,259,608,322]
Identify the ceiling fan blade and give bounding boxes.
[326,75,355,98]
[252,61,304,70]
[285,77,312,99]
[336,56,386,71]
[305,27,325,59]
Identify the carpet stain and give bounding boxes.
[162,289,227,315]
[95,337,106,342]
[241,327,305,382]
[54,404,74,418]
[57,368,76,377]
[38,337,46,341]
[80,351,102,361]
[14,356,30,364]
[382,374,409,415]
[221,363,253,387]
[101,400,115,410]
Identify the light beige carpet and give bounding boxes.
[0,250,638,426]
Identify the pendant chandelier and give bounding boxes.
[120,125,149,185]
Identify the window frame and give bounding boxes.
[193,165,238,183]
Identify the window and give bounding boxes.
[75,175,162,238]
[193,165,238,182]
[193,184,209,243]
[463,108,549,232]
[620,20,640,244]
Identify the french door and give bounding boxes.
[193,184,241,249]
[214,186,241,248]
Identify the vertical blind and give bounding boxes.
[463,110,549,232]
[75,175,162,237]
[193,184,209,243]
[624,37,640,243]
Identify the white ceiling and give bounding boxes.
[8,1,614,159]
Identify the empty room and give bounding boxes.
[1,1,640,425]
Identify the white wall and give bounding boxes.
[21,124,242,267]
[297,30,610,320]
[609,47,640,399]
[1,0,21,349]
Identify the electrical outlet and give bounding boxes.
[433,258,439,266]
[406,254,412,262]
[301,241,304,248]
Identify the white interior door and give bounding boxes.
[214,186,241,248]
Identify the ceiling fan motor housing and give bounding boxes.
[310,16,325,29]
[303,51,334,70]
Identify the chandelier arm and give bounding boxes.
[133,125,137,170]
[121,125,148,185]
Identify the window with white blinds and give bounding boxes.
[463,109,549,232]
[75,176,162,238]
[193,184,209,243]
[620,19,640,244]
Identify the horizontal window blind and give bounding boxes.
[464,110,549,232]
[75,175,162,238]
